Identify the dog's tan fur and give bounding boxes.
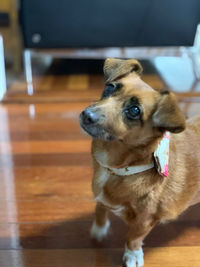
[80,58,200,266]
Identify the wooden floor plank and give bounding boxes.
[0,140,91,154]
[0,131,89,142]
[0,247,199,267]
[67,74,89,90]
[0,200,95,223]
[0,153,92,168]
[0,166,92,201]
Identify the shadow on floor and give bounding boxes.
[17,202,200,250]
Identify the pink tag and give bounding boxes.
[154,132,170,177]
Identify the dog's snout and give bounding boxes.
[81,109,98,125]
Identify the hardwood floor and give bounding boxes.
[0,68,200,266]
[3,73,165,103]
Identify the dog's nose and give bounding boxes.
[81,109,98,125]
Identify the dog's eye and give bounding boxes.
[125,106,140,120]
[102,84,116,98]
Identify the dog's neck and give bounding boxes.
[92,136,162,169]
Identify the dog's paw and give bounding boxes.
[90,220,110,242]
[122,247,144,267]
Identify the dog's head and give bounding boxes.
[80,58,185,145]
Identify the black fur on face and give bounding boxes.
[101,83,122,99]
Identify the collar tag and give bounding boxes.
[154,132,170,177]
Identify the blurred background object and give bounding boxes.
[20,0,199,47]
[0,0,200,101]
[0,2,200,267]
[0,0,21,73]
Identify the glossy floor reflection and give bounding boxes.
[1,77,200,266]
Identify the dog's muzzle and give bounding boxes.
[79,108,114,140]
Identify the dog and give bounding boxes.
[79,58,200,267]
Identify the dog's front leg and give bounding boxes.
[90,202,110,241]
[123,218,157,267]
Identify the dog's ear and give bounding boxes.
[103,58,143,83]
[152,92,185,133]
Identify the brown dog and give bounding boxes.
[79,58,200,267]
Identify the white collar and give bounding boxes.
[98,161,154,176]
[96,131,170,177]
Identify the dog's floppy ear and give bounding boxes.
[103,58,143,83]
[152,92,185,133]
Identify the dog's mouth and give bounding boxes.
[80,118,114,141]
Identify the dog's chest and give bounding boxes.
[95,191,125,216]
[94,168,125,217]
